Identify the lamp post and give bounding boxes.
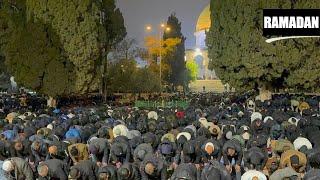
[146,24,170,91]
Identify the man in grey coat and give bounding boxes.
[37,159,68,180]
[269,167,301,180]
[2,157,34,180]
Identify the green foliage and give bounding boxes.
[107,60,160,93]
[26,0,103,94]
[4,21,72,96]
[0,0,126,97]
[163,14,186,87]
[102,0,127,51]
[207,0,320,92]
[0,55,10,90]
[186,60,199,82]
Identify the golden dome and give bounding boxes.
[196,5,211,32]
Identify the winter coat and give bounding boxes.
[5,157,34,180]
[279,149,307,172]
[117,163,140,180]
[140,154,167,180]
[42,159,68,180]
[171,163,200,180]
[222,139,243,165]
[110,141,131,164]
[269,167,300,180]
[70,160,98,180]
[67,143,89,164]
[89,138,110,164]
[201,160,231,180]
[243,146,267,170]
[98,165,117,180]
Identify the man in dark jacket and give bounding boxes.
[110,141,131,166]
[243,146,267,170]
[68,160,98,180]
[171,163,200,180]
[157,139,176,165]
[31,140,48,164]
[201,160,232,180]
[37,159,68,180]
[88,138,110,166]
[98,165,117,180]
[0,140,14,160]
[222,139,243,174]
[200,140,222,163]
[9,140,32,160]
[140,154,167,180]
[2,157,34,180]
[133,143,153,167]
[117,162,141,180]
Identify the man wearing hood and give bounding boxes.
[222,139,243,174]
[117,162,141,180]
[98,165,117,180]
[171,163,200,180]
[88,137,110,166]
[279,149,307,173]
[250,112,267,136]
[201,160,232,180]
[133,143,153,166]
[243,146,267,170]
[67,143,89,165]
[140,154,167,180]
[110,141,131,167]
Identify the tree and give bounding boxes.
[186,60,198,82]
[0,55,10,91]
[110,38,145,61]
[207,0,320,93]
[0,0,126,97]
[107,59,137,93]
[163,13,186,88]
[106,59,160,93]
[4,21,72,97]
[144,36,181,63]
[101,0,127,99]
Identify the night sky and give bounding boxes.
[116,0,210,49]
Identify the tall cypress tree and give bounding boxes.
[207,0,320,92]
[0,0,126,97]
[163,13,186,88]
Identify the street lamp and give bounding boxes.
[146,23,171,91]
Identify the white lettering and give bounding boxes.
[264,17,272,28]
[278,16,289,28]
[311,16,319,28]
[264,16,320,29]
[304,16,311,28]
[296,16,304,28]
[289,16,296,28]
[271,16,278,28]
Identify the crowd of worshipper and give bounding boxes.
[0,92,320,180]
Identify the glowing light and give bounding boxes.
[146,26,152,31]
